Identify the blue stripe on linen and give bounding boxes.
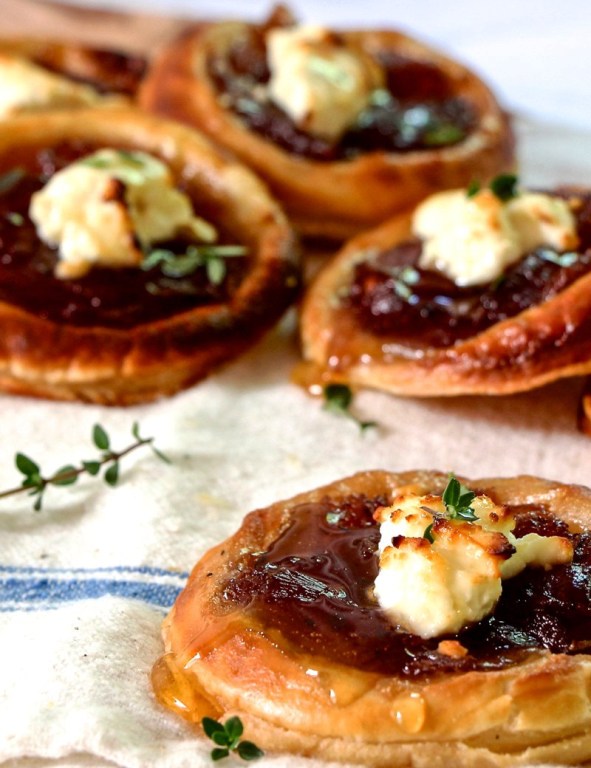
[0,565,189,612]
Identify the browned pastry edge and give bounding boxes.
[158,469,591,767]
[0,108,299,405]
[298,210,591,396]
[0,37,145,98]
[139,22,515,240]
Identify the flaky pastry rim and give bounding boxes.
[139,21,514,239]
[0,107,299,404]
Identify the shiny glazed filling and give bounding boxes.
[0,142,250,329]
[209,25,476,161]
[224,494,591,678]
[346,192,591,347]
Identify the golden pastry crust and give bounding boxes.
[156,470,591,767]
[0,37,145,98]
[299,205,591,396]
[0,108,299,405]
[139,20,514,240]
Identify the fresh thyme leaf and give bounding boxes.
[92,424,110,451]
[15,453,40,477]
[489,173,519,202]
[538,248,578,268]
[202,717,226,740]
[223,716,244,745]
[6,212,24,226]
[0,167,25,196]
[201,716,264,763]
[423,123,465,147]
[82,461,101,476]
[236,742,265,761]
[104,462,120,487]
[466,180,481,198]
[442,474,478,521]
[423,523,435,543]
[52,465,78,486]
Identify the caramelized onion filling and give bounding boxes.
[346,192,591,348]
[0,142,250,329]
[208,22,477,161]
[223,494,591,678]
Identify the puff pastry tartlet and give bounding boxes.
[139,8,514,240]
[0,108,299,404]
[299,180,591,396]
[0,38,146,113]
[153,469,591,767]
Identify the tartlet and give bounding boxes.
[139,9,514,240]
[0,108,299,405]
[299,184,591,396]
[153,469,591,767]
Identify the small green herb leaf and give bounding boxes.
[202,717,226,740]
[538,248,578,268]
[6,212,24,226]
[442,474,478,522]
[92,424,110,451]
[211,748,230,761]
[224,716,244,746]
[466,180,481,198]
[104,462,120,487]
[236,741,265,761]
[0,167,25,195]
[52,465,79,486]
[489,173,519,202]
[15,453,40,477]
[82,460,101,476]
[423,123,464,146]
[423,523,435,543]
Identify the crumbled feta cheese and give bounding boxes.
[266,25,383,141]
[413,187,578,286]
[29,149,216,279]
[373,490,573,638]
[0,54,103,117]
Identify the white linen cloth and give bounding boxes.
[2,0,591,765]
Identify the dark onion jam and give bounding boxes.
[346,193,591,347]
[0,142,249,329]
[32,48,146,97]
[208,24,476,161]
[224,495,591,678]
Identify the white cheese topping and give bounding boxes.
[266,25,382,141]
[0,54,104,118]
[373,490,573,638]
[29,149,216,279]
[413,187,578,286]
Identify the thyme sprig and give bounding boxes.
[0,422,169,512]
[322,383,377,433]
[202,716,264,762]
[142,244,247,285]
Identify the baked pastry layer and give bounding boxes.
[0,108,299,404]
[154,470,591,767]
[299,188,591,396]
[139,15,514,240]
[0,37,146,99]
